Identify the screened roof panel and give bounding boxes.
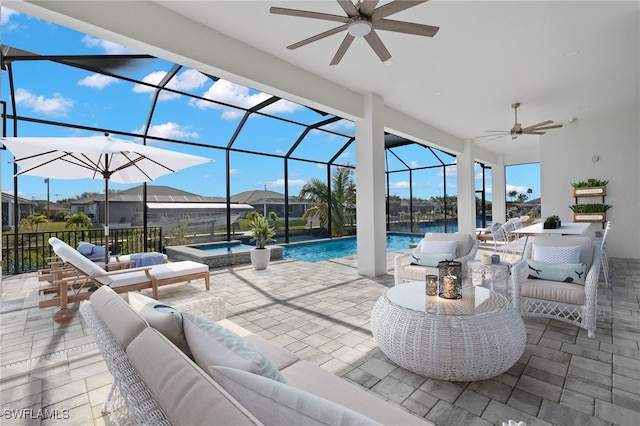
[290,131,352,163]
[230,114,306,155]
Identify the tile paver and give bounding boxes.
[1,249,638,425]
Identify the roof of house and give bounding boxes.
[230,189,302,204]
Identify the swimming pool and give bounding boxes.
[283,233,423,263]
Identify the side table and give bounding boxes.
[467,260,511,298]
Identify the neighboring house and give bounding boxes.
[70,186,253,229]
[230,189,309,219]
[1,191,37,231]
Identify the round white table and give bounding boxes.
[371,282,526,381]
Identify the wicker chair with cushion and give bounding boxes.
[512,235,601,338]
[394,233,480,286]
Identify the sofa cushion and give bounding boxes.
[527,260,587,285]
[183,312,286,383]
[128,291,190,355]
[521,278,586,305]
[410,250,455,267]
[281,360,430,426]
[217,319,299,370]
[423,233,474,257]
[533,244,581,264]
[531,236,594,268]
[210,366,381,426]
[89,286,148,349]
[126,328,260,426]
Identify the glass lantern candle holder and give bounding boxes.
[425,274,438,296]
[438,260,462,299]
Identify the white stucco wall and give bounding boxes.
[540,107,640,259]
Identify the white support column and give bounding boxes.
[457,140,476,235]
[356,93,386,277]
[492,156,507,224]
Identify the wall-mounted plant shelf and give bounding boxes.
[573,212,607,223]
[572,186,606,197]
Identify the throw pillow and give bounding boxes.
[183,312,286,383]
[77,242,107,261]
[527,259,588,285]
[127,292,191,355]
[77,242,94,257]
[410,250,455,267]
[209,366,381,426]
[532,244,581,264]
[419,239,458,256]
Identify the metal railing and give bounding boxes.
[1,227,163,275]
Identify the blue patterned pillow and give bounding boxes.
[527,260,587,285]
[182,312,286,383]
[410,250,455,267]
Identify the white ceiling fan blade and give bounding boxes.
[375,19,439,37]
[287,24,349,50]
[337,0,360,17]
[330,34,355,65]
[521,120,552,132]
[358,0,380,16]
[270,7,349,23]
[477,132,509,138]
[527,131,547,135]
[485,134,509,142]
[371,0,428,21]
[364,30,392,62]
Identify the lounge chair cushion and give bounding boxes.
[128,291,191,355]
[209,366,381,426]
[527,260,588,285]
[183,312,286,383]
[50,238,113,286]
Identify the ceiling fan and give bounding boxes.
[270,0,439,65]
[478,103,563,142]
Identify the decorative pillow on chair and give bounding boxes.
[419,239,458,257]
[77,242,107,261]
[128,292,191,355]
[527,259,587,285]
[532,244,581,264]
[410,251,455,267]
[183,312,286,383]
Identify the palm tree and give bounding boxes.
[299,166,355,237]
[20,214,49,232]
[65,212,92,230]
[508,190,518,202]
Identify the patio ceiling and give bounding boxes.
[5,0,639,161]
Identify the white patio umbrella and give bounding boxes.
[2,134,212,263]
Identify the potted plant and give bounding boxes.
[248,213,276,270]
[544,215,561,229]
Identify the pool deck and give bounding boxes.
[1,247,639,425]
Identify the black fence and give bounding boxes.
[1,227,163,275]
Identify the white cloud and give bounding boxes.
[81,35,139,54]
[1,7,19,25]
[229,169,241,175]
[133,121,199,140]
[389,181,410,189]
[133,69,208,101]
[78,74,118,89]
[14,88,74,116]
[506,184,531,194]
[263,178,306,188]
[318,119,355,132]
[410,161,420,168]
[191,79,301,119]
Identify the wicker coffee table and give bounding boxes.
[371,282,526,381]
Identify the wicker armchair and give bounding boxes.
[512,236,601,338]
[394,233,480,286]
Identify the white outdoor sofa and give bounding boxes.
[81,286,432,425]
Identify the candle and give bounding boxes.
[443,275,457,299]
[426,275,437,296]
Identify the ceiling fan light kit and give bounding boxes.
[270,0,439,65]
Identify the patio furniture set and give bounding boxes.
[387,229,603,382]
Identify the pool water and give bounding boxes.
[197,243,255,254]
[283,233,423,263]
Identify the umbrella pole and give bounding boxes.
[104,177,110,265]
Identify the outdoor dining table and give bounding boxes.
[517,222,591,236]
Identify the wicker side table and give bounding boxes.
[371,282,526,381]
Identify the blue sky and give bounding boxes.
[1,7,540,203]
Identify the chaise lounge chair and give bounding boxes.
[40,237,210,323]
